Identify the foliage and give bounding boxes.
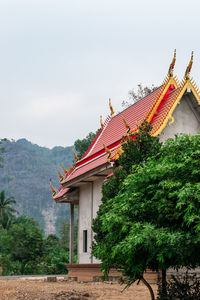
[92,130,200,299]
[74,131,97,159]
[0,191,17,229]
[92,122,161,276]
[122,83,157,108]
[0,215,70,275]
[157,272,200,300]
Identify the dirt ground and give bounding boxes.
[0,278,157,300]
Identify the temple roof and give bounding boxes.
[52,51,200,198]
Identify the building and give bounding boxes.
[50,51,200,281]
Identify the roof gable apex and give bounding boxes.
[151,78,200,136]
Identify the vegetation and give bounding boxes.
[0,212,70,275]
[92,123,200,300]
[122,83,157,108]
[74,131,97,159]
[0,190,17,229]
[157,272,200,300]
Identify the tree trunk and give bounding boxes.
[141,276,155,300]
[161,269,167,297]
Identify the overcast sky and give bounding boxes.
[1,0,200,148]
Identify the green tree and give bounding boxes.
[92,133,200,300]
[92,122,161,298]
[74,131,97,159]
[8,216,44,274]
[0,191,17,229]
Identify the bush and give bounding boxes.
[157,271,200,300]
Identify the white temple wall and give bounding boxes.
[93,178,104,219]
[78,178,104,264]
[159,95,200,142]
[78,183,92,263]
[92,178,104,263]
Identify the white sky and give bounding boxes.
[1,0,200,148]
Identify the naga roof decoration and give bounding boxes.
[52,51,200,199]
[62,163,68,175]
[168,49,176,77]
[50,180,57,197]
[109,98,115,117]
[57,166,64,182]
[73,147,79,161]
[100,115,104,130]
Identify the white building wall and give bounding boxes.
[78,183,92,263]
[92,178,104,263]
[160,95,200,142]
[93,178,104,219]
[78,178,104,263]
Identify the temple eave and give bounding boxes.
[62,163,113,188]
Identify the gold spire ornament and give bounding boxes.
[62,163,68,175]
[73,147,79,161]
[168,49,176,77]
[185,51,194,80]
[100,115,104,130]
[49,179,56,196]
[122,115,131,136]
[57,167,64,181]
[103,142,112,163]
[103,143,111,155]
[109,98,115,117]
[122,115,131,130]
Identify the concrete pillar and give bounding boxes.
[69,203,74,264]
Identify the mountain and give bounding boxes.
[0,138,74,235]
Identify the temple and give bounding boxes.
[50,50,200,281]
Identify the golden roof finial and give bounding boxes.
[49,179,56,196]
[61,163,68,175]
[57,167,64,181]
[122,115,131,130]
[68,164,73,170]
[100,115,104,130]
[109,98,115,117]
[103,142,111,155]
[103,142,112,163]
[73,147,79,161]
[168,49,176,77]
[122,115,131,136]
[184,51,194,80]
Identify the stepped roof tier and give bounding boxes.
[51,51,200,201]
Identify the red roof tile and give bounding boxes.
[85,86,163,158]
[63,153,109,183]
[53,187,70,200]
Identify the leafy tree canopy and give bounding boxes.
[74,131,97,159]
[92,127,200,299]
[0,191,17,229]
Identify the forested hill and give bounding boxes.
[0,138,74,235]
